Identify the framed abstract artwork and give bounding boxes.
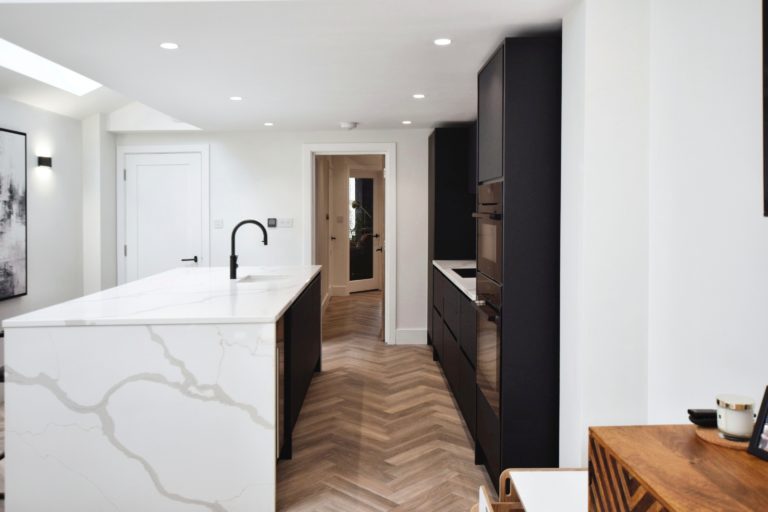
[0,128,28,300]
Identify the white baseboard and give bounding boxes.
[322,292,330,310]
[395,328,427,345]
[329,285,348,297]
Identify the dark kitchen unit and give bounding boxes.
[474,35,562,487]
[427,125,477,349]
[432,264,479,439]
[278,273,322,460]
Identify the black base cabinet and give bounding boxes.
[432,267,477,440]
[280,274,322,460]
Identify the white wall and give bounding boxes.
[560,0,650,466]
[115,129,430,340]
[647,0,767,422]
[561,0,767,466]
[82,113,116,294]
[0,97,83,325]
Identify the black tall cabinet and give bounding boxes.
[427,125,476,345]
[475,36,561,484]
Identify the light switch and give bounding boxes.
[213,219,224,229]
[277,218,294,228]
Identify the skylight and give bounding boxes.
[0,38,101,96]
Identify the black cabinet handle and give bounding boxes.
[472,212,502,221]
[373,234,380,238]
[181,256,199,263]
[331,236,337,240]
[376,248,383,252]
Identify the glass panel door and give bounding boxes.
[349,177,374,281]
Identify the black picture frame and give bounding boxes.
[748,386,768,461]
[0,127,28,301]
[764,0,767,216]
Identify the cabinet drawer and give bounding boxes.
[433,268,445,316]
[443,280,460,338]
[459,295,477,367]
[432,307,444,361]
[457,349,476,437]
[444,325,460,394]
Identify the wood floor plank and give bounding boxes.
[277,291,493,511]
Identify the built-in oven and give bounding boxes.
[474,272,501,478]
[475,273,501,416]
[473,182,502,285]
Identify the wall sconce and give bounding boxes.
[37,156,52,168]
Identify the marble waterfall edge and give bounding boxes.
[5,322,277,511]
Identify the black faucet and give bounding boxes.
[230,219,268,279]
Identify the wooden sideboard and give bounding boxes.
[589,425,768,511]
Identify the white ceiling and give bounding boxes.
[0,0,574,130]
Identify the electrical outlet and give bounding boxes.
[213,219,224,229]
[277,218,294,228]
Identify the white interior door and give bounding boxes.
[124,152,207,282]
[347,170,384,293]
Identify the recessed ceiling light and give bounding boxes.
[434,38,452,46]
[413,93,426,99]
[264,122,274,127]
[160,42,179,50]
[402,120,412,125]
[229,96,243,101]
[0,38,101,96]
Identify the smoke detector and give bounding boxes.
[339,121,358,130]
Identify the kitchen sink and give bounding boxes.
[452,268,477,279]
[237,274,290,283]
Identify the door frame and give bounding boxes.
[116,145,210,285]
[302,143,397,345]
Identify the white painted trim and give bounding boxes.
[116,145,210,285]
[395,328,427,345]
[302,143,397,344]
[329,285,349,297]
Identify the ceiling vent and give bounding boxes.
[339,121,358,130]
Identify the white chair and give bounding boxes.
[474,468,588,512]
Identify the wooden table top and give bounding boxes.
[590,425,768,511]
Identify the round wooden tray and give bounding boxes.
[695,427,749,451]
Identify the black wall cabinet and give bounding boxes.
[478,47,505,183]
[427,126,476,346]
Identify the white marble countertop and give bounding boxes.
[3,266,321,328]
[433,260,477,301]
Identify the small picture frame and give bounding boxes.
[748,386,768,461]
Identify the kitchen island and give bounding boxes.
[3,266,321,512]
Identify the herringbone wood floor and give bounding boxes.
[277,291,494,511]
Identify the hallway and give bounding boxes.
[276,292,492,511]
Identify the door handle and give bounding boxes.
[331,236,337,240]
[181,256,199,263]
[376,248,383,252]
[373,234,380,238]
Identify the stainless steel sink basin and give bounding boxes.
[237,274,289,283]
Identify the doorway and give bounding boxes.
[304,143,396,344]
[314,155,384,300]
[347,169,384,293]
[116,145,210,284]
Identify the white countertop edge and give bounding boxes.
[3,266,321,329]
[432,260,477,301]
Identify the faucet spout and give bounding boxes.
[230,219,269,280]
